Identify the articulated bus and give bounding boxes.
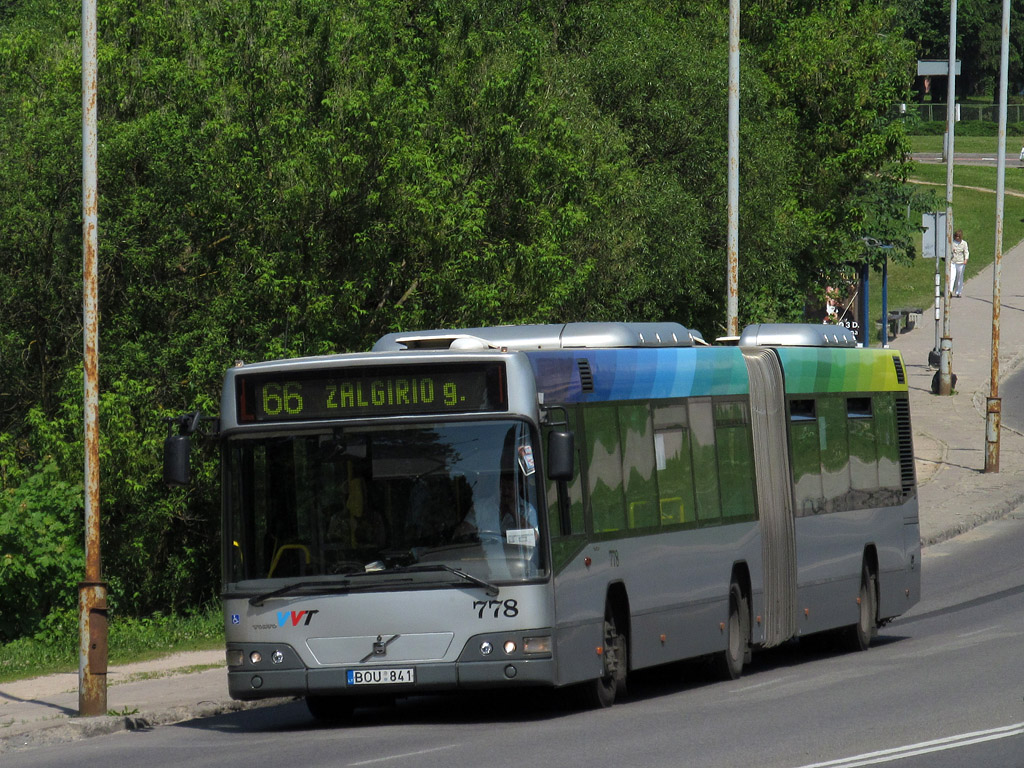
[164,322,920,719]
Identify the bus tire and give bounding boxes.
[306,695,354,723]
[580,607,627,709]
[716,582,749,681]
[850,563,878,651]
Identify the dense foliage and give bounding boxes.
[0,0,924,641]
[898,0,1024,99]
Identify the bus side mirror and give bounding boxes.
[163,434,192,487]
[163,409,205,487]
[547,431,575,481]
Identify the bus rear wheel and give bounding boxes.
[850,563,878,651]
[716,582,749,680]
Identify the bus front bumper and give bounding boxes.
[228,658,556,700]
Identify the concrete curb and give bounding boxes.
[0,695,289,754]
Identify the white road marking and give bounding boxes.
[348,745,457,766]
[731,678,789,693]
[956,625,1001,638]
[790,722,1024,768]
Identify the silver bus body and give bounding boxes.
[213,323,920,705]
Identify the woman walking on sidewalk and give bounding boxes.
[951,229,969,297]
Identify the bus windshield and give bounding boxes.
[225,420,545,587]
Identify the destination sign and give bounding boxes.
[236,363,507,422]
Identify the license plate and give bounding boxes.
[346,668,415,686]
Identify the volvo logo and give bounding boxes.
[361,634,400,662]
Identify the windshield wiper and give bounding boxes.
[247,564,498,605]
[249,579,347,606]
[247,576,413,606]
[400,564,500,597]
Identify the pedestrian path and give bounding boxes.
[0,650,258,753]
[888,236,1024,543]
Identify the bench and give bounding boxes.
[877,308,924,338]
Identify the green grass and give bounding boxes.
[0,606,224,684]
[865,162,1024,341]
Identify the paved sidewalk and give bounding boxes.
[3,244,1023,753]
[0,650,270,753]
[887,237,1024,544]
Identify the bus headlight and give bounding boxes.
[503,640,517,655]
[523,636,551,655]
[227,649,244,667]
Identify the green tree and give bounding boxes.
[0,462,84,642]
[896,0,1024,100]
[0,0,926,638]
[749,0,925,288]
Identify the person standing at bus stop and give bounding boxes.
[950,229,969,298]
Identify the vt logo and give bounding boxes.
[277,609,319,627]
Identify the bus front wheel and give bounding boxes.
[580,607,627,708]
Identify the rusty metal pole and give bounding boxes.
[80,0,108,717]
[938,0,957,396]
[726,0,740,337]
[985,0,1010,473]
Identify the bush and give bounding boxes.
[911,121,1024,137]
[0,462,84,642]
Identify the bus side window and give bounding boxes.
[653,402,696,527]
[584,405,627,533]
[847,396,879,491]
[873,394,902,490]
[817,395,851,513]
[789,398,823,516]
[620,404,658,530]
[714,400,758,522]
[687,398,722,525]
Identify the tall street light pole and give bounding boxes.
[985,0,1011,473]
[938,0,957,396]
[80,0,108,717]
[726,0,739,337]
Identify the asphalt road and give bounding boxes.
[7,513,1024,768]
[1000,365,1024,434]
[912,151,1024,168]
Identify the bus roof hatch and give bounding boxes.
[373,322,703,352]
[738,323,857,348]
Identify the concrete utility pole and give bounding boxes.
[985,0,1011,473]
[938,0,957,396]
[80,0,108,717]
[726,0,740,337]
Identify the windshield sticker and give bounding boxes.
[518,445,536,476]
[506,528,537,547]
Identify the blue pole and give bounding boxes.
[859,262,870,347]
[881,256,889,347]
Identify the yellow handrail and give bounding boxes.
[268,543,311,578]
